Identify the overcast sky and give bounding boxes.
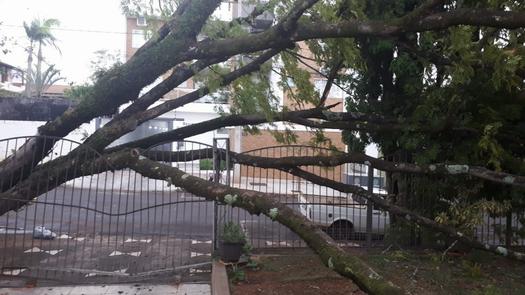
[0,0,235,84]
[0,0,126,84]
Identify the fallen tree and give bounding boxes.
[127,150,406,294]
[0,0,524,293]
[142,147,525,259]
[1,141,524,293]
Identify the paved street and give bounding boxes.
[0,185,304,286]
[0,186,213,285]
[0,178,375,287]
[0,185,303,241]
[0,187,214,237]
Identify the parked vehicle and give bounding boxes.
[298,191,389,240]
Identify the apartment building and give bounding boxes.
[122,15,230,149]
[124,10,345,152]
[124,4,376,192]
[0,61,24,93]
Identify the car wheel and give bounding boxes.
[326,220,353,240]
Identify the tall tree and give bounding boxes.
[23,18,61,97]
[0,1,524,293]
[330,0,525,241]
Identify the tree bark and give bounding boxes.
[127,153,405,295]
[24,40,34,96]
[0,0,221,190]
[144,148,525,188]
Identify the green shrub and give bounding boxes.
[229,265,246,283]
[199,159,231,170]
[462,260,483,279]
[199,159,213,170]
[222,221,246,243]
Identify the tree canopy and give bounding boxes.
[1,0,524,293]
[23,18,63,97]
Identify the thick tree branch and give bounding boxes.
[104,104,495,156]
[106,106,332,151]
[279,0,320,33]
[183,9,525,63]
[227,1,273,33]
[317,59,343,107]
[83,58,224,151]
[133,0,194,57]
[136,48,282,125]
[288,167,525,262]
[86,48,280,154]
[40,0,220,134]
[146,147,525,188]
[0,0,221,191]
[127,154,404,295]
[235,151,525,188]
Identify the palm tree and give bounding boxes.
[23,18,61,97]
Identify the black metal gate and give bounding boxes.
[1,136,523,286]
[0,136,214,284]
[219,144,390,249]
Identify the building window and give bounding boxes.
[137,16,147,26]
[286,77,295,88]
[132,29,147,48]
[314,79,345,99]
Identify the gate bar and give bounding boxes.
[366,165,374,247]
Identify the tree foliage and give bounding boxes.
[297,0,525,233]
[23,18,63,97]
[1,1,525,293]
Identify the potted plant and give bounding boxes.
[219,221,246,263]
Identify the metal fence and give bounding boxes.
[390,170,525,249]
[0,136,523,286]
[219,144,389,249]
[0,136,213,284]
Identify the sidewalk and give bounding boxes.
[0,283,210,295]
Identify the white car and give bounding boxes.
[298,191,389,240]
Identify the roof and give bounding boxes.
[42,84,70,95]
[0,61,23,72]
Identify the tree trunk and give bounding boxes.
[35,40,43,97]
[287,167,525,262]
[128,153,405,295]
[25,41,34,97]
[0,0,221,192]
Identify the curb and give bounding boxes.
[211,260,230,295]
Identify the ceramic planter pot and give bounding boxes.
[219,241,244,262]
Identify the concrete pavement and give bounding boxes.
[0,283,210,295]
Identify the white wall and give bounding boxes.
[0,101,230,158]
[0,119,97,160]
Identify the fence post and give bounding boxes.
[212,138,219,252]
[366,165,374,247]
[224,139,230,186]
[506,211,513,248]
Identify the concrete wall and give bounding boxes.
[0,120,98,160]
[228,129,345,182]
[0,97,75,121]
